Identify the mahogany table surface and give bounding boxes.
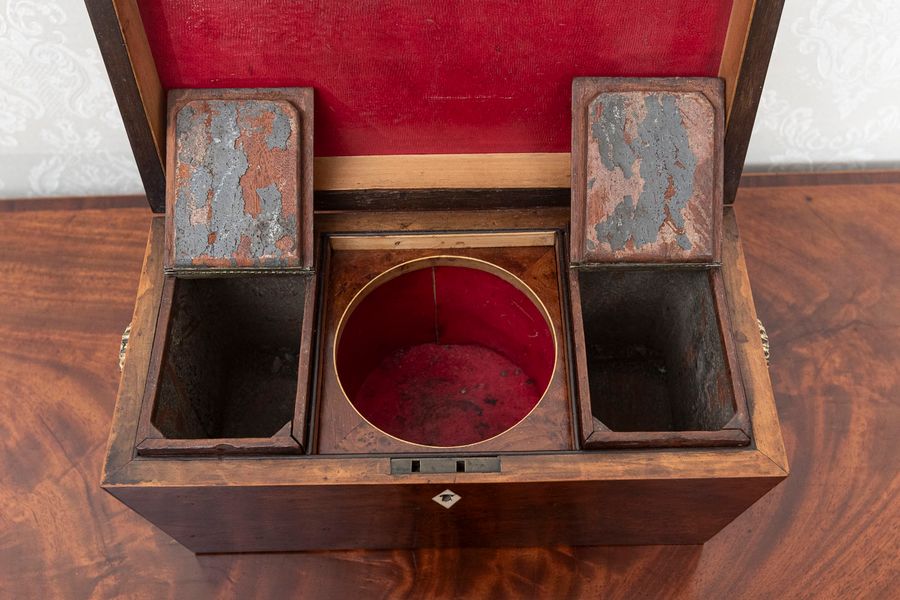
[1,173,897,599]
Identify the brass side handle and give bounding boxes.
[757,319,770,366]
[119,324,131,371]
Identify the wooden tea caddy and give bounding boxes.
[89,0,788,552]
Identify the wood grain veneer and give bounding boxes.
[1,178,896,596]
[314,232,574,454]
[90,200,784,552]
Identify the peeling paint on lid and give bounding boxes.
[580,88,718,263]
[170,97,300,270]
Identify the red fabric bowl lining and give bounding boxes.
[335,263,555,446]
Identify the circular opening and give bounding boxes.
[335,256,557,447]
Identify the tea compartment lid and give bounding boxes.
[164,87,314,274]
[570,77,724,267]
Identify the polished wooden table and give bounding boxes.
[1,174,897,598]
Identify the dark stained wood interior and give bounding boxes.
[0,175,896,596]
[150,275,308,440]
[577,268,735,433]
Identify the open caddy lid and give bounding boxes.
[86,0,784,212]
[164,87,314,273]
[570,78,723,266]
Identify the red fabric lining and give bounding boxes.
[138,1,734,156]
[336,266,436,400]
[354,344,542,447]
[336,265,554,446]
[435,266,554,389]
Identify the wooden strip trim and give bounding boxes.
[722,0,787,204]
[101,217,166,481]
[133,270,174,451]
[106,447,786,488]
[0,195,147,212]
[136,435,301,456]
[721,208,788,471]
[328,231,557,250]
[292,273,318,451]
[110,0,165,166]
[710,267,752,437]
[315,187,570,212]
[719,0,757,126]
[314,153,570,190]
[739,169,900,188]
[568,271,597,447]
[584,428,750,449]
[84,0,165,212]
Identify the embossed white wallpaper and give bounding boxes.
[744,0,900,170]
[0,0,143,197]
[1,0,899,198]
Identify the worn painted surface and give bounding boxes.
[171,98,300,269]
[583,91,715,262]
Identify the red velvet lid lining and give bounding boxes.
[138,1,734,156]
